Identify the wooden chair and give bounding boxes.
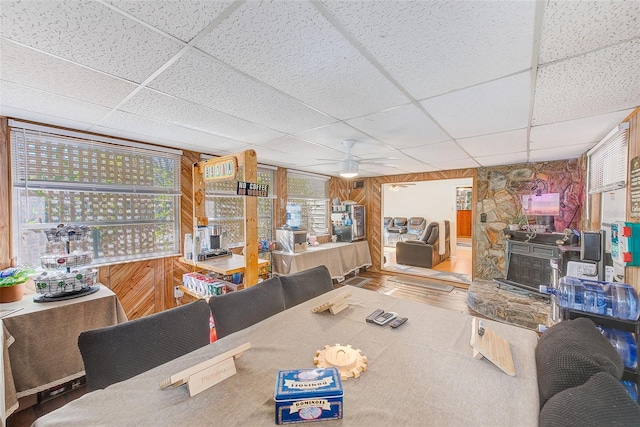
[78,299,211,391]
[208,276,286,339]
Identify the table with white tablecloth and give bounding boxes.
[272,241,372,282]
[35,286,539,426]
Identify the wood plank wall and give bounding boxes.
[0,117,10,270]
[331,170,477,274]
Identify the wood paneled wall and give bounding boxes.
[333,170,477,274]
[0,117,10,270]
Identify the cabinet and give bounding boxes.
[456,210,472,237]
[560,309,640,403]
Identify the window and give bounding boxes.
[205,166,275,246]
[587,122,629,194]
[287,172,329,235]
[10,122,182,267]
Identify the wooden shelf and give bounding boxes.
[179,255,269,276]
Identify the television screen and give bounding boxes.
[522,193,560,216]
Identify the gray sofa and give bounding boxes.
[395,220,450,268]
[536,318,640,426]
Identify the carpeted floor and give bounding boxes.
[388,276,454,292]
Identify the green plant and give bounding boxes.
[510,213,527,226]
[0,268,34,287]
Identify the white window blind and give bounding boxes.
[287,171,330,235]
[10,125,182,267]
[587,122,629,194]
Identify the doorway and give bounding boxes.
[381,178,473,285]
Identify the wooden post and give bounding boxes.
[239,150,259,287]
[192,162,207,228]
[192,150,260,288]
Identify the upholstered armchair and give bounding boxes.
[395,221,450,268]
[406,217,426,239]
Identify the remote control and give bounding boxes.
[366,309,385,323]
[389,317,408,328]
[373,311,398,326]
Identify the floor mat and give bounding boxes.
[388,276,454,292]
[342,276,372,288]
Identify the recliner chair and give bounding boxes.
[406,217,427,239]
[395,221,450,268]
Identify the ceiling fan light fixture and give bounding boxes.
[339,159,358,178]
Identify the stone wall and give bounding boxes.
[474,159,584,279]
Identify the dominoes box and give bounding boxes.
[274,367,343,424]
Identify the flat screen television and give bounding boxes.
[522,193,560,216]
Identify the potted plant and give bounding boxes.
[509,214,527,231]
[0,267,34,303]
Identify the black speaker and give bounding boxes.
[581,231,602,262]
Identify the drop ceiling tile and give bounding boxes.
[0,40,136,108]
[95,110,252,154]
[0,0,184,83]
[422,72,531,139]
[357,165,405,176]
[195,0,408,119]
[0,106,96,133]
[0,81,111,125]
[104,0,234,42]
[148,49,335,134]
[457,129,527,157]
[292,122,385,154]
[397,163,441,173]
[529,143,594,163]
[346,104,451,149]
[539,0,640,64]
[119,88,284,144]
[533,40,640,126]
[530,109,635,150]
[261,136,344,163]
[475,152,529,167]
[250,145,299,168]
[323,0,537,99]
[428,158,481,171]
[402,140,472,164]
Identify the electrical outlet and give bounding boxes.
[174,286,184,298]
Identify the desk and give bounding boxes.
[272,241,372,282]
[180,254,269,276]
[35,286,539,426]
[2,286,126,419]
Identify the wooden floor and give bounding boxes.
[8,269,476,427]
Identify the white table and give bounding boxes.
[2,285,126,420]
[35,286,540,426]
[272,241,372,282]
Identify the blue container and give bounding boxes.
[600,327,638,370]
[622,381,638,402]
[285,203,302,229]
[543,277,640,321]
[274,367,343,424]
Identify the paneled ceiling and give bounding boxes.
[1,0,639,177]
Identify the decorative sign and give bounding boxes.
[522,193,560,216]
[202,157,238,181]
[237,181,269,197]
[630,156,640,218]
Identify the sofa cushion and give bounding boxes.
[535,318,624,408]
[208,276,285,339]
[539,371,640,427]
[280,265,334,309]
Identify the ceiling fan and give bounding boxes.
[338,139,399,178]
[388,183,416,191]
